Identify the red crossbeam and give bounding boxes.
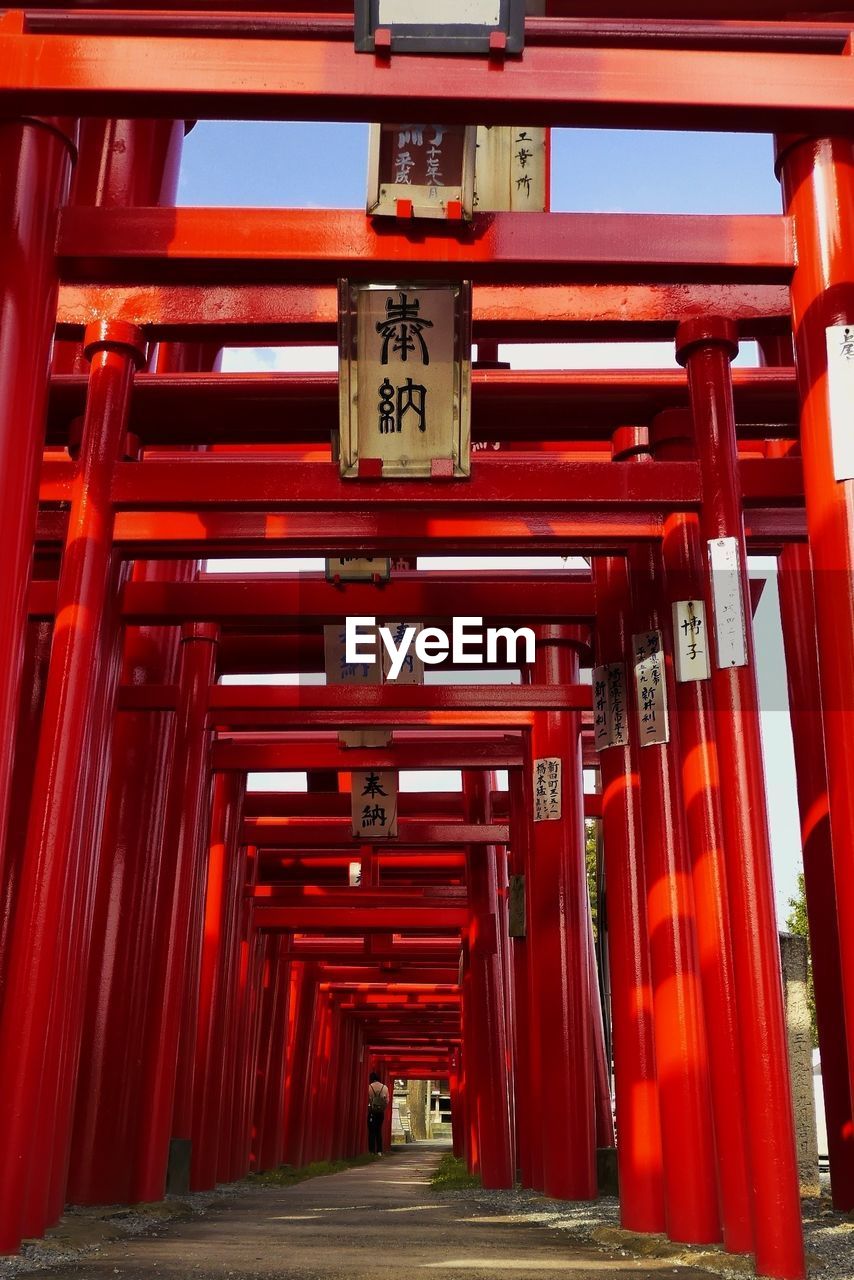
[243,819,509,848]
[56,281,791,343]
[55,207,793,286]
[2,29,853,131]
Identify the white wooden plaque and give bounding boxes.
[707,538,748,669]
[533,756,562,823]
[380,0,500,22]
[592,662,630,751]
[826,324,854,482]
[351,770,399,839]
[672,600,711,683]
[633,630,669,746]
[474,126,547,213]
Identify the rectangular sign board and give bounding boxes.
[351,769,399,839]
[672,600,711,683]
[707,538,748,669]
[826,324,854,482]
[533,756,562,823]
[592,662,630,751]
[339,279,471,479]
[325,557,391,583]
[355,0,525,54]
[633,630,669,746]
[368,123,476,221]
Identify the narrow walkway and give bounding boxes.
[28,1147,718,1280]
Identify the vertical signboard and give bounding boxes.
[351,770,399,839]
[633,630,669,746]
[475,126,547,212]
[672,600,711,683]
[826,324,854,482]
[707,538,748,669]
[323,624,390,748]
[592,662,630,751]
[533,757,562,823]
[382,622,426,684]
[338,279,472,479]
[367,123,476,220]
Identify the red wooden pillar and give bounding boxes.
[132,622,219,1201]
[509,767,540,1189]
[0,321,144,1253]
[776,132,854,1179]
[255,941,291,1173]
[218,844,257,1181]
[0,117,76,889]
[777,542,854,1210]
[462,771,514,1188]
[650,408,753,1254]
[284,961,319,1168]
[191,770,247,1190]
[0,619,52,986]
[530,630,597,1201]
[676,318,805,1279]
[592,554,664,1233]
[449,1047,464,1158]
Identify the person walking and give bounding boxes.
[367,1072,390,1156]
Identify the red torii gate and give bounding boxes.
[0,9,853,1280]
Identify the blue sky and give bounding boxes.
[181,122,800,925]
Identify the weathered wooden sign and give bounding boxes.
[339,280,472,479]
[351,770,399,839]
[325,557,391,583]
[368,123,476,221]
[633,630,670,746]
[475,126,547,212]
[355,0,525,54]
[533,756,562,823]
[592,662,630,751]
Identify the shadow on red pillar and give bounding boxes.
[191,771,247,1190]
[592,554,665,1233]
[650,408,753,1255]
[778,542,854,1211]
[776,133,854,1213]
[676,317,805,1279]
[0,117,76,954]
[530,631,597,1202]
[131,622,219,1202]
[462,771,514,1189]
[0,321,145,1253]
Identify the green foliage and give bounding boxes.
[786,872,818,1046]
[246,1155,376,1187]
[430,1153,481,1190]
[585,819,598,941]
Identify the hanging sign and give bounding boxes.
[672,600,711,683]
[474,127,547,212]
[323,624,390,748]
[382,622,426,684]
[633,630,669,746]
[368,124,476,221]
[355,0,525,54]
[533,757,562,823]
[325,557,391,583]
[351,770,399,839]
[707,538,748,669]
[339,279,472,479]
[826,324,854,482]
[592,662,630,751]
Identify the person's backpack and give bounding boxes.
[369,1082,388,1114]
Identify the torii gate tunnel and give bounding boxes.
[1,4,854,1279]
